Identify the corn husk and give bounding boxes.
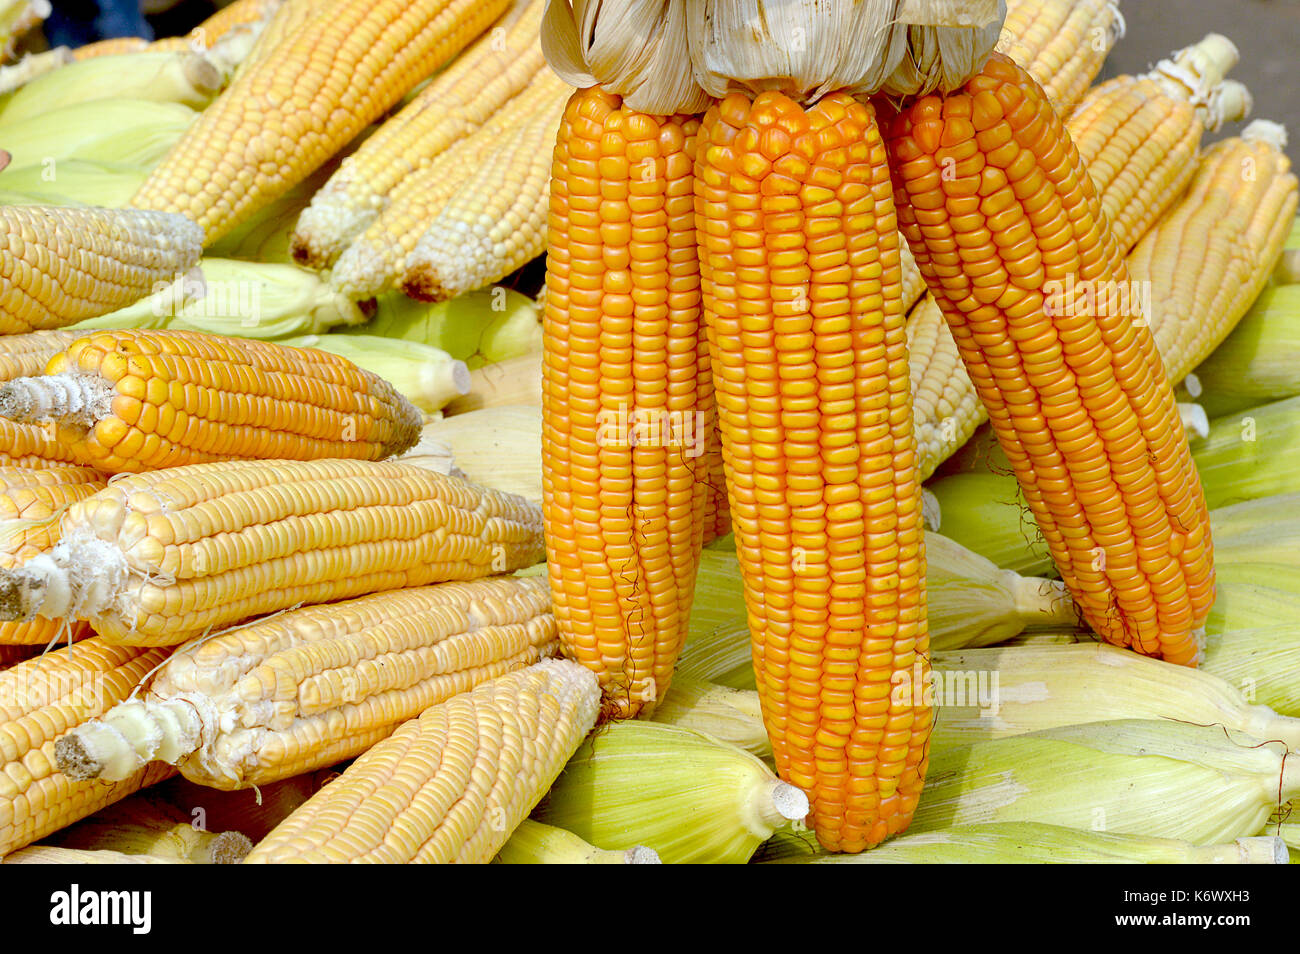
[283,334,468,414]
[444,352,542,415]
[1202,624,1300,717]
[755,824,1288,864]
[0,98,198,171]
[924,469,1055,576]
[494,819,661,864]
[0,159,149,208]
[71,259,367,340]
[409,405,541,503]
[1194,396,1300,509]
[46,793,253,863]
[343,287,540,366]
[676,532,1074,690]
[910,719,1298,843]
[927,643,1300,752]
[2,846,189,864]
[650,675,768,759]
[1196,285,1300,418]
[532,721,808,864]
[1210,495,1300,567]
[0,50,224,124]
[0,46,73,95]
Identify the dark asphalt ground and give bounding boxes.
[1101,0,1300,163]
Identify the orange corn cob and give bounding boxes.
[885,53,1214,666]
[695,91,929,852]
[542,87,710,719]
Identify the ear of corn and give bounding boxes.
[649,675,769,759]
[928,642,1300,752]
[55,576,557,789]
[0,206,204,334]
[0,99,199,173]
[1195,285,1300,418]
[532,720,808,864]
[0,457,545,646]
[244,659,600,863]
[131,0,514,245]
[0,331,83,467]
[888,53,1215,666]
[1,845,191,863]
[1132,122,1298,385]
[291,0,546,269]
[281,334,468,414]
[44,793,252,863]
[909,719,1298,844]
[0,329,423,472]
[996,0,1123,116]
[757,822,1288,865]
[0,638,176,855]
[493,818,661,864]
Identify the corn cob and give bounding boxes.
[543,83,712,722]
[1132,122,1298,385]
[0,100,198,173]
[445,352,541,415]
[56,576,557,789]
[909,720,1298,844]
[928,643,1300,752]
[291,0,545,269]
[411,406,542,504]
[996,0,1122,116]
[72,259,367,340]
[0,329,423,472]
[533,720,807,864]
[0,457,545,646]
[0,47,73,95]
[1195,285,1300,418]
[244,659,599,863]
[0,160,150,209]
[329,70,571,300]
[0,330,82,466]
[904,37,1249,480]
[0,207,203,334]
[494,818,661,864]
[0,0,46,62]
[231,0,338,78]
[281,334,468,414]
[130,0,513,245]
[2,845,187,863]
[0,50,225,125]
[188,0,284,48]
[69,37,151,60]
[758,823,1288,865]
[0,638,175,855]
[887,53,1215,666]
[46,794,252,863]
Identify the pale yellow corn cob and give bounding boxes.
[1134,122,1299,384]
[291,0,545,269]
[908,299,983,481]
[130,0,512,245]
[329,70,570,300]
[0,638,175,855]
[0,457,546,646]
[244,659,600,863]
[231,0,336,76]
[70,36,150,60]
[0,206,203,334]
[55,576,558,790]
[996,0,1123,116]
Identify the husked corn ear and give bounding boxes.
[1196,285,1300,418]
[55,576,557,789]
[330,71,571,300]
[0,330,83,378]
[908,299,982,481]
[189,0,284,46]
[131,0,513,245]
[0,332,87,470]
[0,457,545,646]
[69,36,150,60]
[649,675,768,759]
[758,823,1289,865]
[0,329,423,473]
[291,0,545,269]
[0,207,203,334]
[2,845,188,863]
[0,100,198,174]
[282,334,469,414]
[909,720,1299,844]
[401,100,561,301]
[494,818,661,864]
[1132,122,1299,385]
[232,0,337,77]
[533,721,808,864]
[0,638,175,855]
[244,659,600,863]
[996,0,1122,116]
[928,643,1300,752]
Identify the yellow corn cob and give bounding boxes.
[0,206,203,334]
[0,330,82,465]
[0,638,175,855]
[130,0,512,245]
[0,329,423,473]
[1133,122,1298,384]
[400,100,563,301]
[231,0,337,76]
[291,0,545,269]
[69,36,150,60]
[544,86,710,721]
[329,70,571,300]
[494,818,661,864]
[0,463,104,646]
[188,0,284,48]
[244,659,600,863]
[0,457,545,646]
[55,576,557,789]
[908,299,985,480]
[996,0,1122,116]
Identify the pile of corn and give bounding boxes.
[0,0,1297,865]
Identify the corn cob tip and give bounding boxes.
[1205,80,1253,133]
[55,694,208,782]
[625,846,663,864]
[52,733,101,782]
[208,830,254,864]
[763,780,812,829]
[329,239,390,301]
[0,374,113,427]
[1236,837,1289,865]
[1179,403,1210,440]
[1243,119,1289,150]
